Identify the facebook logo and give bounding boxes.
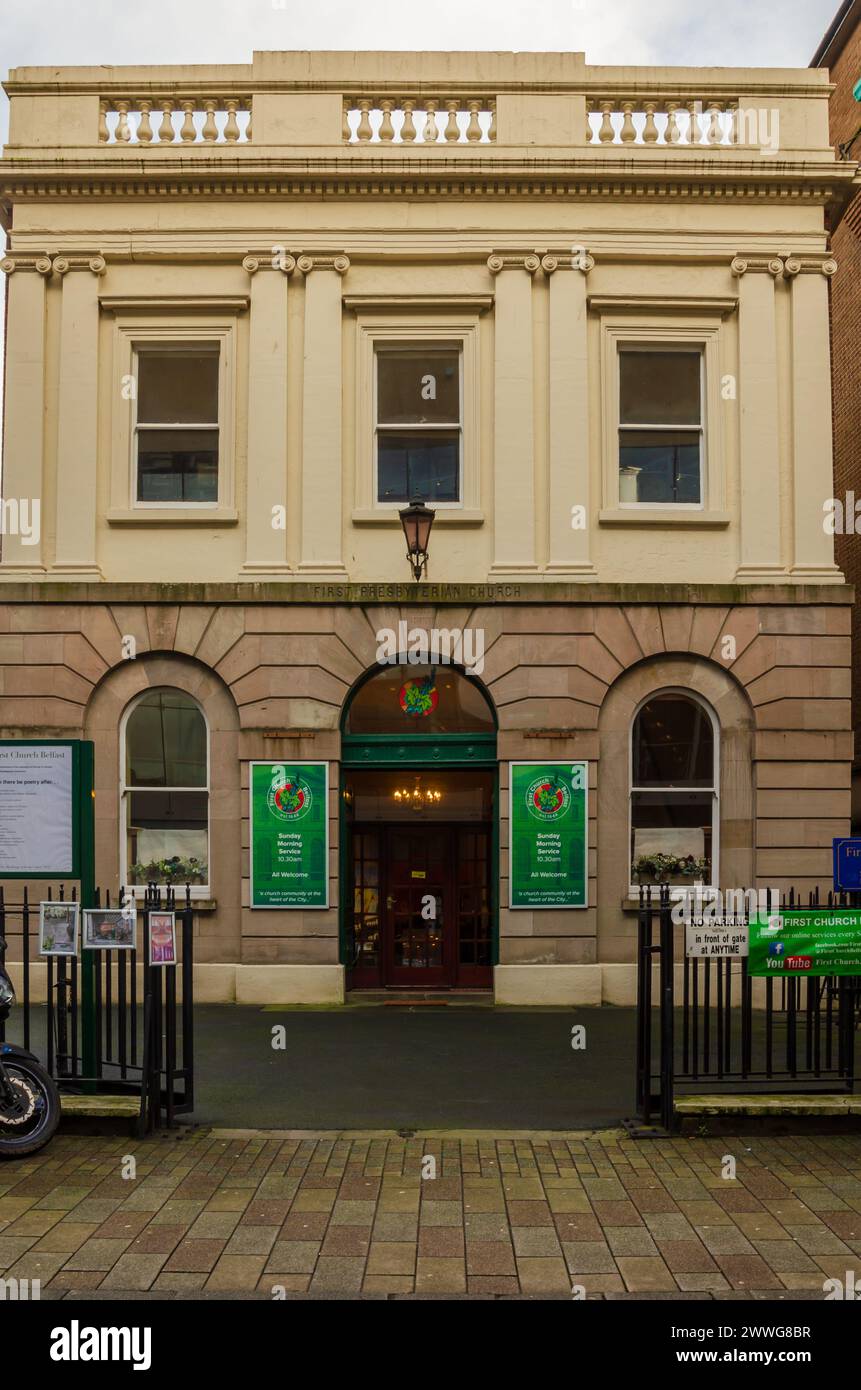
[768,941,784,957]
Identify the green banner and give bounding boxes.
[509,761,587,909]
[249,761,329,909]
[749,908,861,976]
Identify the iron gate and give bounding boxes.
[637,885,861,1131]
[0,883,194,1134]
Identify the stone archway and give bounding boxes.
[597,655,755,967]
[84,652,242,965]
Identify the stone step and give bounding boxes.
[60,1093,141,1119]
[675,1093,861,1117]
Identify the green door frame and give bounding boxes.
[339,733,500,972]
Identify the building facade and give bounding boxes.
[812,0,861,825]
[0,51,857,1005]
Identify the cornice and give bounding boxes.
[0,154,854,213]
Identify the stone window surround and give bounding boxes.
[597,655,754,961]
[597,312,729,526]
[106,314,240,526]
[351,313,484,525]
[627,684,720,895]
[85,654,242,918]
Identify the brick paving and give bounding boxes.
[1,1127,860,1298]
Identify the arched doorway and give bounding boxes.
[340,663,498,992]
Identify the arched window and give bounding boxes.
[344,664,495,735]
[630,690,718,887]
[121,689,209,890]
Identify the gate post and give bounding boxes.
[78,741,98,1085]
[659,885,675,1132]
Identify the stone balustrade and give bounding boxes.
[585,96,742,146]
[343,96,496,143]
[99,97,253,144]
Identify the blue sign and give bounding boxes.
[832,837,861,891]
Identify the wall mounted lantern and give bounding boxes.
[398,498,435,582]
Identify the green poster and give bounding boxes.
[509,761,587,909]
[749,908,861,976]
[249,761,329,909]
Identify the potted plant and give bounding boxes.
[632,852,681,883]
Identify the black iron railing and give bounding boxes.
[0,883,194,1133]
[637,885,860,1130]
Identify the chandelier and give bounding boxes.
[393,776,442,811]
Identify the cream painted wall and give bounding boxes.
[0,55,851,588]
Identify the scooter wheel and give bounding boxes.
[0,1059,61,1158]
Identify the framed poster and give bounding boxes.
[249,762,329,909]
[148,911,177,967]
[39,902,79,957]
[0,741,80,877]
[83,909,137,951]
[509,761,588,909]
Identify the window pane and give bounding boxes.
[631,791,713,880]
[619,431,700,504]
[137,429,218,502]
[137,350,219,424]
[620,351,701,426]
[127,691,207,787]
[377,350,460,425]
[377,431,459,503]
[126,790,208,885]
[346,666,495,735]
[633,695,714,787]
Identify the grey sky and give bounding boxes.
[0,0,841,84]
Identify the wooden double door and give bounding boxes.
[350,822,492,990]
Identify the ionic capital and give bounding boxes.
[243,250,296,276]
[296,253,350,276]
[487,252,541,276]
[0,252,54,276]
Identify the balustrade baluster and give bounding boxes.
[379,99,395,142]
[356,99,372,142]
[619,102,636,143]
[444,100,460,142]
[136,101,153,142]
[642,101,659,143]
[180,101,197,142]
[224,100,240,142]
[687,100,701,145]
[665,101,682,144]
[706,101,723,145]
[423,100,440,143]
[598,101,615,143]
[115,100,131,143]
[400,100,416,142]
[157,101,175,143]
[466,100,482,142]
[202,101,218,142]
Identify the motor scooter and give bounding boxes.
[0,937,61,1157]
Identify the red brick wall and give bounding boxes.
[826,14,861,747]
